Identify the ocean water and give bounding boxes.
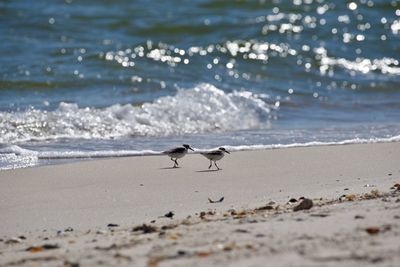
[1,0,400,170]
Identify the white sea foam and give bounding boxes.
[0,145,38,170]
[1,135,399,171]
[0,84,273,143]
[222,135,400,152]
[0,144,38,155]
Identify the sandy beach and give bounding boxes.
[1,142,399,266]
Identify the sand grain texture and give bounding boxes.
[0,142,399,266]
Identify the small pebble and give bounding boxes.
[177,250,187,256]
[64,261,80,267]
[255,205,274,211]
[164,211,174,218]
[199,211,206,219]
[132,224,158,234]
[365,227,380,235]
[293,198,313,212]
[234,229,249,233]
[5,237,22,244]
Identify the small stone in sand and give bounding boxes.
[64,260,80,267]
[161,224,178,230]
[293,198,313,212]
[255,205,274,211]
[132,224,158,234]
[208,197,224,203]
[26,244,59,252]
[65,227,74,232]
[234,229,249,233]
[365,227,380,235]
[354,215,365,219]
[310,213,329,217]
[164,211,174,218]
[177,250,187,256]
[345,194,357,201]
[5,237,23,244]
[289,198,297,203]
[107,223,119,227]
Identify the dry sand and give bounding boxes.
[0,142,399,266]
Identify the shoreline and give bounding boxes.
[2,137,400,171]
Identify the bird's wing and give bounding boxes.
[163,147,184,154]
[204,150,222,155]
[200,150,222,159]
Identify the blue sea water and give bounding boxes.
[1,0,400,169]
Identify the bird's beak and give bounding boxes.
[189,147,194,151]
[226,150,230,154]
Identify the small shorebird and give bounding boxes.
[201,147,230,170]
[163,144,194,168]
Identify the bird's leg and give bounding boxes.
[214,161,220,170]
[171,158,177,168]
[174,159,179,167]
[208,160,212,169]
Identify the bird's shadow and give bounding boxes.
[196,169,221,173]
[159,167,181,170]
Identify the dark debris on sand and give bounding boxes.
[164,211,175,219]
[132,224,158,234]
[293,198,314,212]
[208,197,224,203]
[26,244,60,252]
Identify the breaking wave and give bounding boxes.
[0,84,273,143]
